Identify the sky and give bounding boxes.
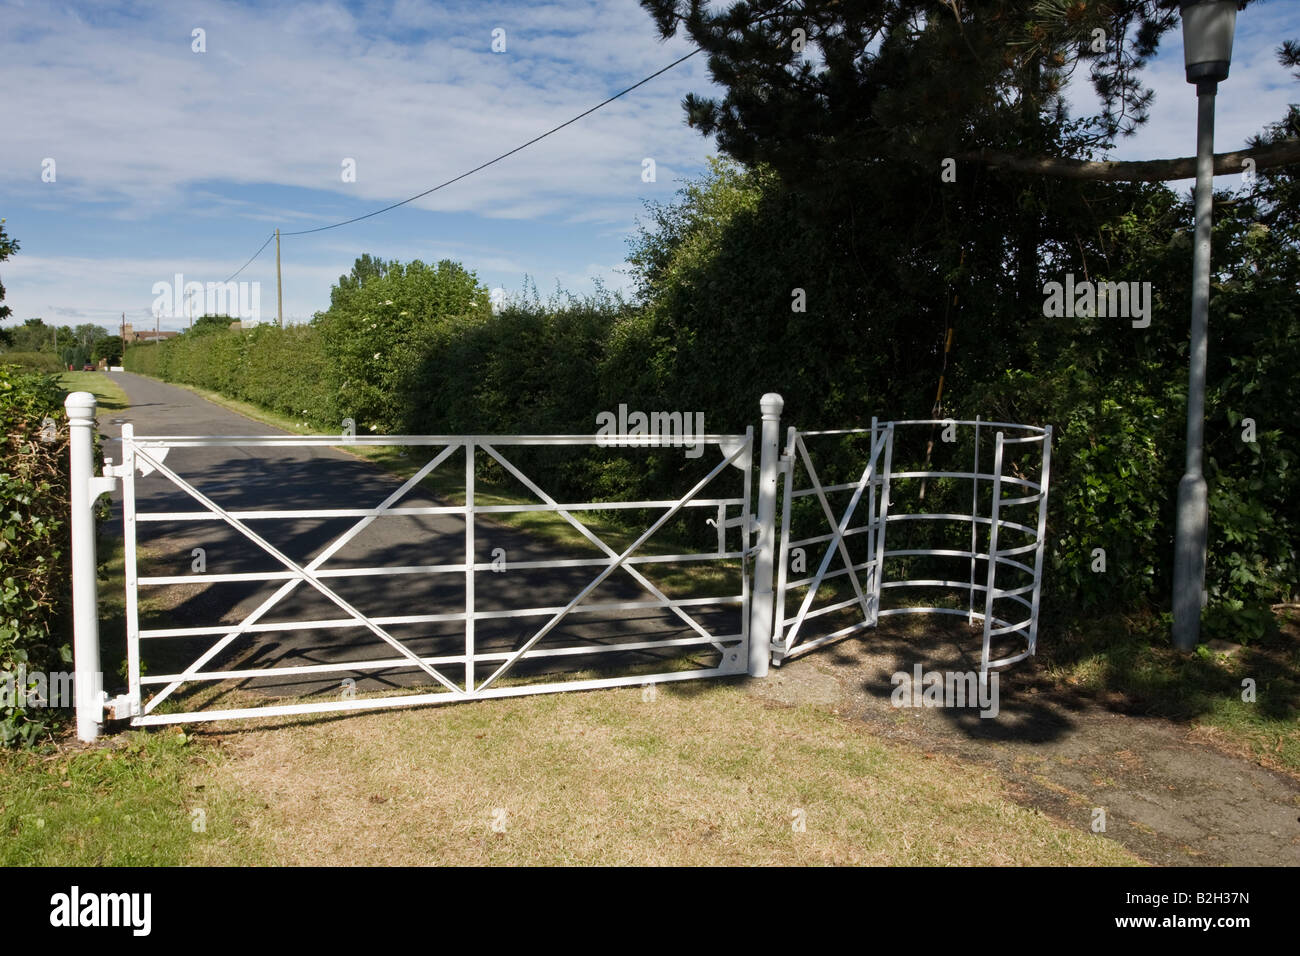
[0,0,1297,333]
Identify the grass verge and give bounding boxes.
[58,370,130,410]
[177,681,1139,866]
[0,729,267,865]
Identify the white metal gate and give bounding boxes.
[771,417,1052,674]
[96,427,754,727]
[771,421,893,663]
[63,391,1051,740]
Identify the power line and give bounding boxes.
[284,48,700,236]
[222,231,276,283]
[219,48,700,279]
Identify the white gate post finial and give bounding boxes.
[65,392,104,742]
[748,392,784,678]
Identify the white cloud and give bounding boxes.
[0,0,712,222]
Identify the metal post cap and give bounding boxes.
[64,391,97,417]
[760,393,784,417]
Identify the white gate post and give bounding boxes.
[65,392,104,742]
[748,392,784,677]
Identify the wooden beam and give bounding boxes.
[957,138,1300,182]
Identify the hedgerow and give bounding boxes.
[0,365,73,746]
[124,159,1298,641]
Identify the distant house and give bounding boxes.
[122,323,180,344]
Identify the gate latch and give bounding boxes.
[706,506,758,554]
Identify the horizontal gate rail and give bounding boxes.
[135,499,742,522]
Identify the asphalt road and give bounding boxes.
[96,372,742,711]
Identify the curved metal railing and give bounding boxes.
[772,418,1052,673]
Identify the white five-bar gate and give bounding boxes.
[65,392,1051,741]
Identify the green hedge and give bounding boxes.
[122,163,1299,640]
[0,352,62,373]
[0,365,73,746]
[126,324,338,428]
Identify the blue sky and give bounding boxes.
[1,0,1297,332]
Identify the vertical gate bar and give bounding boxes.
[65,392,103,742]
[873,424,894,621]
[867,418,878,619]
[1028,425,1053,655]
[122,425,142,716]
[969,415,981,624]
[739,427,754,660]
[748,393,784,678]
[772,425,796,659]
[875,425,893,622]
[981,432,1005,674]
[465,441,475,694]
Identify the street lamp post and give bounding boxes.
[1172,0,1237,651]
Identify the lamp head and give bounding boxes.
[1181,0,1238,89]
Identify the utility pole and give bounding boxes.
[275,227,284,328]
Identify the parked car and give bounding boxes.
[83,364,95,371]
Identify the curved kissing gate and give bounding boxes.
[771,418,1052,675]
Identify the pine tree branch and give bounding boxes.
[957,138,1300,182]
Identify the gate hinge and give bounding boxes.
[88,476,117,501]
[89,459,129,501]
[103,693,140,720]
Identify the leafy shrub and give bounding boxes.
[0,365,72,746]
[120,155,1299,644]
[0,352,61,373]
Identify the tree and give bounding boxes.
[92,335,123,365]
[313,258,491,431]
[189,314,237,335]
[4,318,57,353]
[0,219,17,322]
[624,2,1300,628]
[72,324,109,345]
[643,1,1293,184]
[329,254,396,312]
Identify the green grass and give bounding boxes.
[9,512,1143,866]
[58,370,129,411]
[0,729,267,865]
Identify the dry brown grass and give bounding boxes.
[185,680,1140,866]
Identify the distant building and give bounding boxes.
[122,323,179,344]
